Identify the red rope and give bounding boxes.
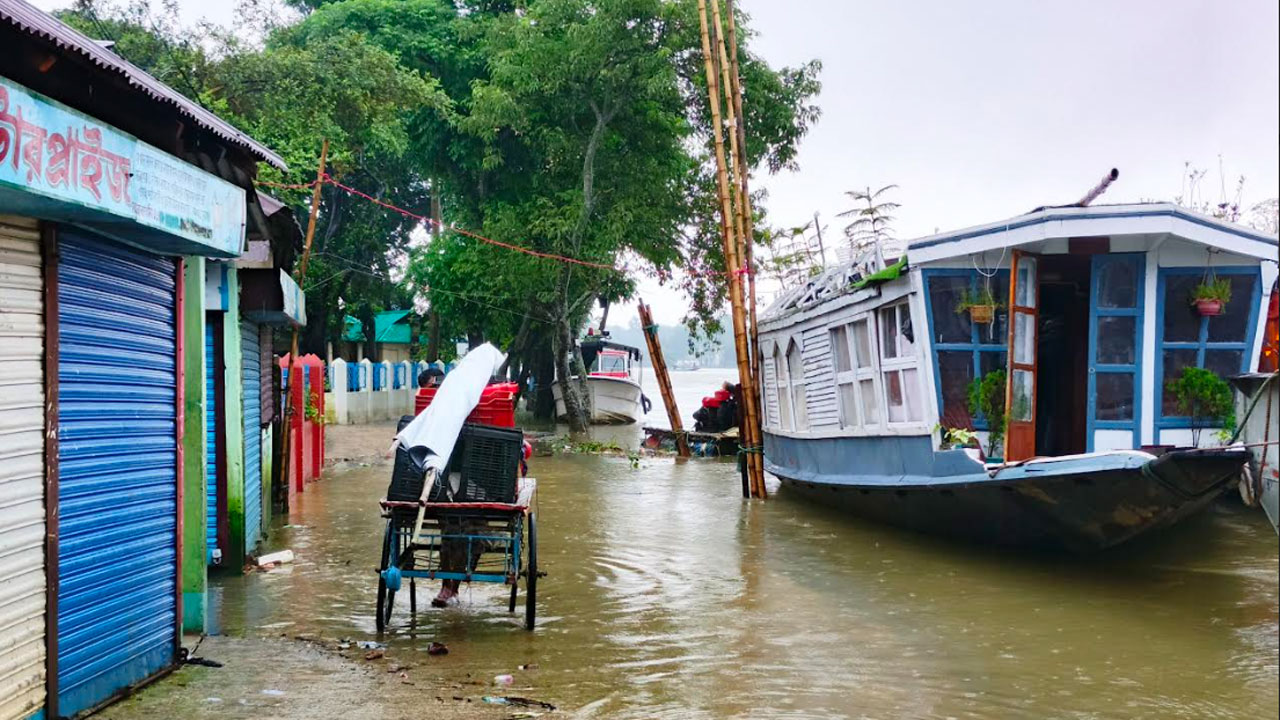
[253,175,755,279]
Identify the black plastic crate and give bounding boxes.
[455,423,522,503]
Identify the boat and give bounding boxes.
[674,358,702,371]
[757,199,1277,551]
[553,337,647,424]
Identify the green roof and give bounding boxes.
[343,310,414,344]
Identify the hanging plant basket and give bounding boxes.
[968,304,996,324]
[1194,298,1224,317]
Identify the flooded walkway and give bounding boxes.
[142,422,1277,718]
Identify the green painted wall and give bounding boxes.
[181,256,207,632]
[222,266,247,569]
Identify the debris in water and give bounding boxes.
[494,674,515,686]
[427,642,449,656]
[357,641,385,650]
[261,689,286,697]
[256,549,295,567]
[184,657,223,668]
[387,664,408,673]
[482,696,557,711]
[518,663,538,670]
[364,649,385,661]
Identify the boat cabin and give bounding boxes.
[758,203,1278,464]
[581,338,642,380]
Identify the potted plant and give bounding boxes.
[1165,366,1235,446]
[967,369,1007,461]
[955,286,1002,324]
[935,425,979,451]
[1190,276,1232,317]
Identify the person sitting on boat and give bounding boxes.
[418,366,445,388]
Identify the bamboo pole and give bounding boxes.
[697,0,766,499]
[279,138,328,499]
[638,301,690,458]
[713,0,765,498]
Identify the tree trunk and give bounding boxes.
[425,310,440,362]
[553,312,591,432]
[598,298,610,333]
[532,338,556,421]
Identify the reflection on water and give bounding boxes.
[212,444,1278,719]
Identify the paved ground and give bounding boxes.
[100,635,505,720]
[324,420,401,466]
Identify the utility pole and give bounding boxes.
[279,138,328,500]
[812,211,827,268]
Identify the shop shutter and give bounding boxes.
[205,323,219,564]
[57,229,177,717]
[241,321,262,553]
[0,216,45,720]
[259,325,274,425]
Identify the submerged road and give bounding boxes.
[113,421,1277,719]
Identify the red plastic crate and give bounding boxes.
[414,382,518,428]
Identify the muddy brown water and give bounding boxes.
[209,428,1278,719]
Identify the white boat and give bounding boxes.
[553,338,646,424]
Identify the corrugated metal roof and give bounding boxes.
[0,0,286,170]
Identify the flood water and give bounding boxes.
[208,418,1279,720]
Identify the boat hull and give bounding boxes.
[552,376,642,424]
[765,432,1248,552]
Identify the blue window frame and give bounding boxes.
[922,269,1009,429]
[1086,254,1145,450]
[1155,266,1262,428]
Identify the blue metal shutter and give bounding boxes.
[205,324,218,564]
[57,230,176,717]
[241,321,262,554]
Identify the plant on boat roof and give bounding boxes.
[967,369,1007,458]
[1166,367,1235,446]
[1190,276,1232,305]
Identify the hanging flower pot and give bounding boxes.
[968,304,996,324]
[955,287,1001,325]
[1190,276,1232,318]
[1194,298,1223,317]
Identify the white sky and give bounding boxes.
[32,0,1280,332]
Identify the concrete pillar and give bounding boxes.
[222,266,246,570]
[331,359,349,425]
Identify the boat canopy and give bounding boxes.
[581,339,641,369]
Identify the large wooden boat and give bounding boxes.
[758,202,1277,551]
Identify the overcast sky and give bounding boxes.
[32,0,1280,330]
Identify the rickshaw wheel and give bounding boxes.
[376,522,397,632]
[508,516,522,613]
[524,513,537,631]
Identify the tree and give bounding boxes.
[838,184,900,263]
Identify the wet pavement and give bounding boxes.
[114,420,1277,719]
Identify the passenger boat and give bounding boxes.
[553,337,647,424]
[757,201,1277,551]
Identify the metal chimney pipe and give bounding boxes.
[1077,168,1120,207]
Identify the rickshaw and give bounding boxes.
[376,419,538,631]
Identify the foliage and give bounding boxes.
[838,184,900,258]
[954,286,1003,315]
[967,369,1007,457]
[1165,366,1235,446]
[935,425,979,451]
[1190,276,1232,305]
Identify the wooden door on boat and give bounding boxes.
[1004,250,1040,461]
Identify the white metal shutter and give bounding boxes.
[0,215,46,720]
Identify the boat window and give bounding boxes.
[830,325,852,373]
[786,339,808,430]
[832,317,881,430]
[1156,268,1260,424]
[774,344,792,430]
[852,319,873,369]
[878,301,923,424]
[924,271,1011,431]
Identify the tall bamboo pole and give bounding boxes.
[638,301,690,458]
[713,0,765,498]
[697,0,766,499]
[279,139,328,499]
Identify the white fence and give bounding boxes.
[325,359,436,425]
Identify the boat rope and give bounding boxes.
[736,445,764,455]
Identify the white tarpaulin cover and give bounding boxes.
[394,343,506,472]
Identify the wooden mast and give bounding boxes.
[638,301,691,457]
[697,0,766,498]
[716,0,766,498]
[279,138,328,499]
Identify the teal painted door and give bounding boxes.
[1086,254,1145,450]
